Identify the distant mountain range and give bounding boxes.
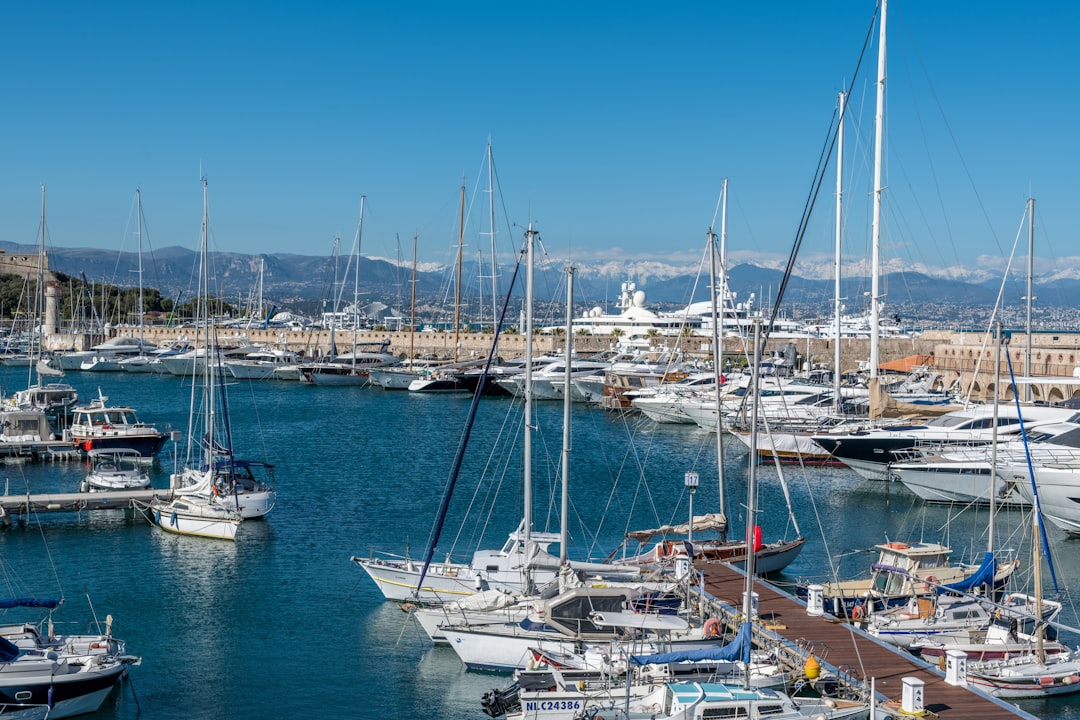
[13,241,1079,319]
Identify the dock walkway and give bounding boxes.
[701,562,1039,719]
[0,488,172,518]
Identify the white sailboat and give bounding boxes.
[354,229,637,603]
[143,178,276,541]
[8,185,79,427]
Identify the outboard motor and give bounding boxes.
[480,682,520,718]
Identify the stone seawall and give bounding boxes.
[45,326,1080,404]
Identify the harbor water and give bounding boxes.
[0,368,1075,719]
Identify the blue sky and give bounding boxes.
[1,1,1076,274]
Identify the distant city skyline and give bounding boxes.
[1,2,1075,274]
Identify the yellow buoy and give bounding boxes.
[804,653,821,680]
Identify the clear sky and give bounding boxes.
[1,1,1076,275]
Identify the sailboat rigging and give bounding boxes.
[140,178,277,540]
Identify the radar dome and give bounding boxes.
[632,290,647,307]
[591,306,603,317]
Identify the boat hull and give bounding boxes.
[352,557,508,603]
[147,501,241,541]
[0,657,125,719]
[72,433,168,458]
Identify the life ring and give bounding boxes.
[851,604,864,621]
[703,618,722,638]
[921,575,940,593]
[212,484,220,497]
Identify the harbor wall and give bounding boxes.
[44,326,1080,404]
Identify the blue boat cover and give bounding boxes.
[941,552,995,593]
[0,637,18,662]
[629,620,751,666]
[0,597,60,609]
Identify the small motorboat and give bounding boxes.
[81,448,151,492]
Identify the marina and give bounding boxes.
[0,365,1071,718]
[0,2,1076,718]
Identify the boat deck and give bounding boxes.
[701,562,1039,719]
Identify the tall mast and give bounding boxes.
[487,141,498,328]
[32,184,46,388]
[523,224,537,592]
[869,0,887,383]
[136,189,145,349]
[560,265,574,564]
[989,324,1001,558]
[454,179,465,361]
[409,233,418,368]
[742,320,763,690]
[834,91,846,412]
[1025,197,1034,402]
[352,194,366,371]
[710,179,727,527]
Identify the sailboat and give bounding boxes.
[473,325,868,718]
[7,184,80,427]
[354,228,638,603]
[369,234,435,389]
[623,186,806,576]
[302,196,400,386]
[0,501,139,717]
[408,181,479,394]
[142,178,276,541]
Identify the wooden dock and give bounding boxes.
[0,439,79,459]
[701,562,1039,719]
[0,488,173,518]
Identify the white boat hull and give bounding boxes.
[891,463,1028,506]
[442,625,724,673]
[231,489,276,519]
[1008,464,1080,535]
[368,368,420,389]
[353,557,511,603]
[148,499,241,540]
[306,372,370,386]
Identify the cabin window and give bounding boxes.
[700,707,747,718]
[756,706,785,717]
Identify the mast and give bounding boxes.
[742,319,763,690]
[1034,502,1045,662]
[709,179,728,528]
[328,235,341,358]
[31,184,46,389]
[560,265,574,564]
[409,233,418,368]
[834,91,846,412]
[869,0,887,384]
[454,179,465,361]
[136,189,145,350]
[487,141,498,328]
[351,195,366,372]
[989,323,1001,562]
[1025,197,1034,402]
[523,224,537,592]
[257,257,264,325]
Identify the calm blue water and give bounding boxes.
[0,367,1074,719]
